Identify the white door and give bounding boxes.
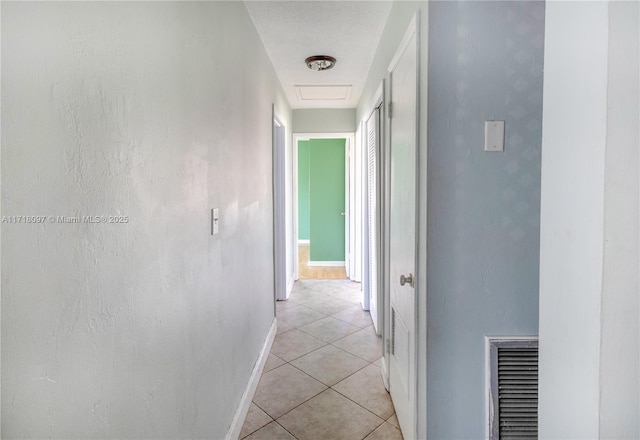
[388,17,419,440]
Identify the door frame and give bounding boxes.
[273,109,288,301]
[292,132,356,281]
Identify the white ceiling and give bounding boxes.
[245,1,393,109]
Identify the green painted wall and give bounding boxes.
[309,139,346,262]
[297,140,310,240]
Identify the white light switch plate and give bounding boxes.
[212,208,219,235]
[484,120,505,152]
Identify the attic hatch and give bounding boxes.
[294,85,352,101]
[488,337,539,440]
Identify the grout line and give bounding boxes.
[280,342,330,364]
[244,401,274,438]
[274,420,299,440]
[270,370,327,421]
[286,361,331,387]
[328,340,382,364]
[330,383,390,424]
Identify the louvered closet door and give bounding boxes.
[366,108,380,333]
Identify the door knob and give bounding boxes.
[400,273,414,287]
[340,212,345,216]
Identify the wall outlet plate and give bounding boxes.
[484,120,505,152]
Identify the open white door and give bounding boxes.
[388,15,419,440]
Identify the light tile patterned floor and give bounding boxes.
[240,280,403,440]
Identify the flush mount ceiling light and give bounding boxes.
[305,55,336,71]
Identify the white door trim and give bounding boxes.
[292,132,356,280]
[273,109,288,301]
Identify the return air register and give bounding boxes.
[487,337,538,440]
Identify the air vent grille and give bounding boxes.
[391,308,396,355]
[489,338,538,440]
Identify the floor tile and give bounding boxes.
[331,305,373,328]
[276,307,327,335]
[364,421,404,440]
[332,363,395,419]
[253,364,327,419]
[372,357,383,367]
[243,421,296,440]
[304,297,356,315]
[291,281,310,292]
[332,326,382,362]
[290,286,322,297]
[263,353,286,373]
[241,280,398,440]
[324,284,363,303]
[291,345,369,386]
[330,291,363,304]
[297,279,328,291]
[278,389,384,440]
[276,300,301,312]
[298,316,361,343]
[271,329,327,362]
[285,290,319,306]
[387,413,400,428]
[239,403,272,439]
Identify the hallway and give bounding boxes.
[240,280,402,440]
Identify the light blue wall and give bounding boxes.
[426,1,544,438]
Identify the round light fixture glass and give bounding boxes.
[305,55,336,71]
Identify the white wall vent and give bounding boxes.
[487,337,538,440]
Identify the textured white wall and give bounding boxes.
[539,1,639,438]
[1,2,290,438]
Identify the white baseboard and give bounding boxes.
[307,261,345,267]
[298,239,310,244]
[286,275,295,299]
[226,318,277,440]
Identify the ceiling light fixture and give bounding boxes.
[305,55,336,71]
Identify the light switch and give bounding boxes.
[484,120,505,152]
[212,208,219,235]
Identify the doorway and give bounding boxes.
[293,133,357,282]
